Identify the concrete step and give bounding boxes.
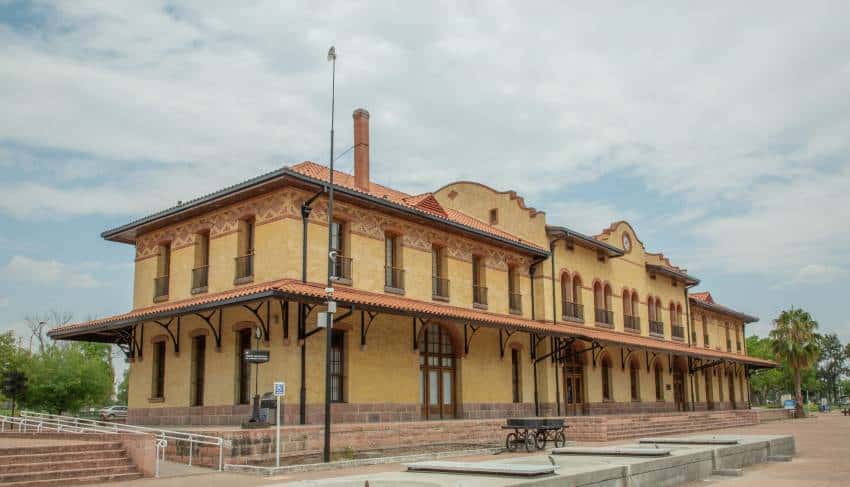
[0,457,131,474]
[0,450,127,466]
[0,443,122,457]
[1,471,142,487]
[0,465,137,484]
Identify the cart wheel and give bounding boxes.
[534,431,547,450]
[553,431,566,448]
[505,432,518,452]
[524,432,536,452]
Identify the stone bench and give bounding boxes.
[405,461,555,476]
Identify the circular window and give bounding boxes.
[623,233,632,252]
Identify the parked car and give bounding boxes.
[99,405,128,421]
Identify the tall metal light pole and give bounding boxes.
[322,45,337,464]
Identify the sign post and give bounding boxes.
[274,381,286,468]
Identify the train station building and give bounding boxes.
[49,108,774,430]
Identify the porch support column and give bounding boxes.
[531,333,539,416]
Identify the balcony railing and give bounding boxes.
[385,266,404,290]
[235,253,254,281]
[191,265,208,292]
[672,325,685,340]
[432,276,449,299]
[624,315,640,332]
[509,292,522,314]
[649,320,664,336]
[562,301,584,322]
[153,275,169,300]
[473,285,488,307]
[595,308,614,326]
[332,255,352,281]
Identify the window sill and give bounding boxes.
[332,277,353,286]
[153,295,169,303]
[148,397,164,403]
[509,309,522,315]
[595,322,614,329]
[234,276,254,285]
[473,302,488,310]
[624,328,641,334]
[672,336,685,342]
[384,286,405,295]
[432,295,449,302]
[649,332,665,340]
[562,315,584,324]
[191,286,208,295]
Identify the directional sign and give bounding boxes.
[274,381,286,397]
[243,349,270,363]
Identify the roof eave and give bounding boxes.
[645,264,700,286]
[688,298,759,323]
[546,225,624,258]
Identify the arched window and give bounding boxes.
[630,358,641,401]
[669,302,677,327]
[654,361,664,401]
[677,304,684,329]
[604,284,613,311]
[648,295,656,322]
[601,355,612,401]
[622,289,632,317]
[593,282,603,311]
[655,297,663,322]
[631,292,639,318]
[561,274,571,303]
[572,276,582,305]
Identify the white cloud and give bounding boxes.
[0,1,848,278]
[2,256,105,289]
[0,297,8,308]
[790,264,848,285]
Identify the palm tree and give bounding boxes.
[769,308,820,417]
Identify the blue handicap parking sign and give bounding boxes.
[274,382,286,397]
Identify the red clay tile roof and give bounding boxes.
[289,162,545,251]
[690,292,714,303]
[688,292,759,323]
[49,278,773,368]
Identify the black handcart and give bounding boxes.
[503,417,567,452]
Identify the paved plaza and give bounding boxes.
[85,411,850,486]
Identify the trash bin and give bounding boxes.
[259,392,276,423]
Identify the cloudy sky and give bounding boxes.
[1,1,849,351]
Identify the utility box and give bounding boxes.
[259,392,277,423]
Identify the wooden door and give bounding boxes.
[420,325,456,420]
[673,367,686,411]
[563,365,585,416]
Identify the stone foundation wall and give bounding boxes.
[166,409,768,467]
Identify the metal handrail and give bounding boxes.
[15,411,230,474]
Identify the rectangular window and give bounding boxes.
[237,329,252,405]
[151,341,166,400]
[191,335,206,406]
[489,208,499,225]
[235,218,255,280]
[384,234,403,289]
[508,266,521,314]
[432,246,449,299]
[154,244,171,299]
[192,233,210,292]
[511,349,521,403]
[330,331,345,402]
[472,255,487,306]
[331,220,351,280]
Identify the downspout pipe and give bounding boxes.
[299,188,324,424]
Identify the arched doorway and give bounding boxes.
[562,346,585,416]
[420,324,457,420]
[672,357,687,411]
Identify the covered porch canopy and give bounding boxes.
[48,278,776,372]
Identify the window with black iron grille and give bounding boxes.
[237,328,252,405]
[191,335,206,406]
[330,331,345,402]
[151,341,166,400]
[511,349,521,403]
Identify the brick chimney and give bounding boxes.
[353,108,370,191]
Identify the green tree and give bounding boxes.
[747,335,784,405]
[116,369,129,405]
[20,343,114,415]
[769,308,821,417]
[816,333,846,403]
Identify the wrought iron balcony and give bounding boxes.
[473,285,488,307]
[562,301,584,321]
[235,253,254,281]
[595,308,614,326]
[385,266,404,290]
[509,292,522,314]
[191,265,208,292]
[432,276,449,300]
[153,275,169,300]
[332,255,352,281]
[624,315,640,332]
[650,320,664,336]
[672,325,685,340]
